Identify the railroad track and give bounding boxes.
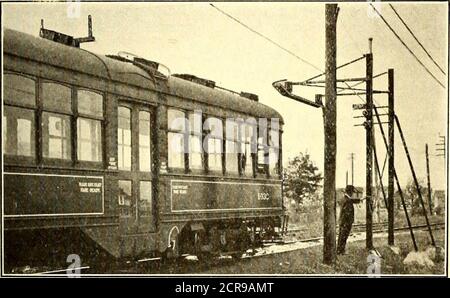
[286,221,444,238]
[279,221,445,244]
[9,221,445,275]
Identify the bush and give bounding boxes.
[434,205,444,216]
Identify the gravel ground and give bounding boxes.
[196,228,446,275]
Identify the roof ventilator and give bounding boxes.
[240,92,259,102]
[106,51,171,80]
[172,74,216,88]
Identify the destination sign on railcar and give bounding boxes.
[4,173,104,216]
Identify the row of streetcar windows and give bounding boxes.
[2,73,281,178]
[3,73,103,164]
[166,109,281,177]
[3,73,280,223]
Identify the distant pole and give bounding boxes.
[388,68,395,245]
[346,171,349,186]
[350,153,355,185]
[436,135,445,157]
[426,144,433,214]
[365,38,374,250]
[323,3,339,265]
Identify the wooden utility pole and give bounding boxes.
[365,39,374,250]
[425,144,433,214]
[388,68,395,245]
[323,3,339,265]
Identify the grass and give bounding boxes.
[201,229,446,275]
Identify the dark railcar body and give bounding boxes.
[2,28,284,265]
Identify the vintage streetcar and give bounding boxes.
[2,27,285,269]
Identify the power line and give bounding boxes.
[210,3,376,106]
[369,3,445,89]
[209,3,322,72]
[389,4,446,76]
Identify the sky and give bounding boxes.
[2,1,448,190]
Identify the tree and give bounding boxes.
[405,178,426,216]
[283,152,323,210]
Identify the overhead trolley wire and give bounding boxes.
[389,4,446,76]
[369,3,445,89]
[209,3,322,72]
[210,3,383,107]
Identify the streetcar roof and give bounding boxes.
[3,28,283,123]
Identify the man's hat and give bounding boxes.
[345,185,355,194]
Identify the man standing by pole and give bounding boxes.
[323,3,339,265]
[338,185,364,255]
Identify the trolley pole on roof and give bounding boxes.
[365,40,374,250]
[323,3,339,265]
[388,68,395,245]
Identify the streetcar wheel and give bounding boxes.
[231,252,243,260]
[197,252,214,263]
[194,230,213,263]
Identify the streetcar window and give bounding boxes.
[257,123,269,174]
[77,90,103,163]
[118,180,133,218]
[168,133,185,169]
[42,82,72,114]
[139,181,152,217]
[241,122,256,176]
[204,117,223,172]
[77,118,102,162]
[226,140,239,173]
[3,106,35,158]
[118,107,132,170]
[78,90,103,117]
[41,82,73,161]
[42,112,71,160]
[139,111,152,172]
[225,121,239,174]
[189,135,203,170]
[207,138,222,171]
[167,109,186,169]
[168,109,186,131]
[268,124,280,176]
[188,112,203,170]
[257,136,267,173]
[4,74,36,108]
[269,147,280,176]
